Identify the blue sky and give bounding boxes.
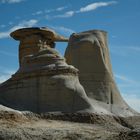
[0,0,140,112]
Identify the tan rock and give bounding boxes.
[65,30,138,116]
[0,27,138,116]
[0,27,93,113]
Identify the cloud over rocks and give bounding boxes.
[49,25,75,36]
[78,1,117,13]
[55,11,74,18]
[56,6,67,11]
[54,1,117,18]
[0,19,38,39]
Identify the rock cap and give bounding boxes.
[10,27,69,42]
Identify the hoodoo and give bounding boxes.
[65,30,137,116]
[0,27,93,113]
[0,27,138,117]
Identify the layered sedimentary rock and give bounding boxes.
[65,30,137,116]
[0,28,140,140]
[0,27,93,113]
[0,27,138,117]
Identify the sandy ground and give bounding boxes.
[0,109,140,140]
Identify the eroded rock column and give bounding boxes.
[65,30,137,116]
[0,27,93,113]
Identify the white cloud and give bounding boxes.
[45,6,67,14]
[0,19,38,39]
[54,11,74,18]
[57,26,75,34]
[78,1,117,13]
[11,19,38,31]
[32,6,67,17]
[32,6,67,18]
[50,26,75,36]
[1,0,24,4]
[54,1,117,18]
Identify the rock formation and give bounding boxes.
[0,27,139,117]
[0,27,93,113]
[65,30,137,117]
[0,27,140,140]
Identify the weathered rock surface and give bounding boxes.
[0,108,140,140]
[65,30,138,117]
[0,27,93,113]
[0,28,140,139]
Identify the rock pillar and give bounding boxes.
[65,30,137,116]
[0,27,93,113]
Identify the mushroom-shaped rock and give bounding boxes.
[10,27,69,42]
[10,27,69,67]
[0,27,94,113]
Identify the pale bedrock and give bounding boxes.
[65,30,138,116]
[0,27,94,113]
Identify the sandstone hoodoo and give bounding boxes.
[65,30,138,117]
[0,25,140,139]
[0,27,139,117]
[0,27,93,113]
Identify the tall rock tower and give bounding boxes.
[65,30,137,116]
[0,28,138,117]
[0,27,93,113]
